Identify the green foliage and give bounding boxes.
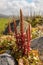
[18,51,41,65]
[0,18,9,34]
[0,35,17,51]
[26,16,43,27]
[0,16,43,34]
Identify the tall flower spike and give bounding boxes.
[13,19,18,43]
[13,19,17,36]
[20,9,25,50]
[20,9,26,55]
[27,24,31,53]
[8,22,12,33]
[20,9,24,36]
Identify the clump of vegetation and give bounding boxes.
[0,35,42,65]
[32,27,43,39]
[26,16,43,27]
[0,35,17,52]
[0,10,43,65]
[18,50,41,65]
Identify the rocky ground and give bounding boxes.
[0,51,17,65]
[31,37,43,61]
[0,36,43,65]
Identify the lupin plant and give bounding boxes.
[27,24,31,54]
[13,19,18,42]
[20,9,24,36]
[13,9,31,57]
[20,9,25,52]
[8,22,12,34]
[20,9,31,56]
[23,24,31,55]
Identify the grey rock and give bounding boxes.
[31,37,43,61]
[0,53,17,65]
[3,20,28,34]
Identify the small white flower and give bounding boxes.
[29,56,31,59]
[33,57,37,60]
